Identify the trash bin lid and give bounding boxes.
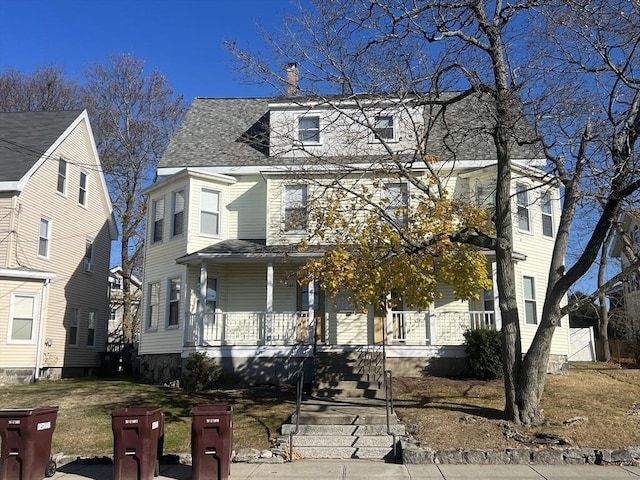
[111,406,162,417]
[190,404,232,415]
[0,406,58,417]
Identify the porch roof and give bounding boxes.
[175,239,326,265]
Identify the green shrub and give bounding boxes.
[183,352,222,391]
[463,328,503,380]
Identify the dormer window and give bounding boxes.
[298,116,320,143]
[374,115,395,140]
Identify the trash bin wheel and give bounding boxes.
[45,459,57,477]
[154,459,160,477]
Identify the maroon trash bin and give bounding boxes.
[0,406,59,480]
[111,406,164,480]
[191,404,233,480]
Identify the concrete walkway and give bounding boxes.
[50,459,640,479]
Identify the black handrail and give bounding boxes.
[382,331,397,461]
[289,366,305,462]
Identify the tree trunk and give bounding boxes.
[598,293,611,361]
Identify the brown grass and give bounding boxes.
[0,361,637,456]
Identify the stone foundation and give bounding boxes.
[137,354,183,385]
[0,367,36,385]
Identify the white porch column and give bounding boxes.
[386,292,393,343]
[307,280,315,344]
[197,261,208,345]
[428,303,437,345]
[266,262,274,343]
[492,261,502,330]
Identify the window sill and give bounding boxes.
[146,327,158,332]
[165,324,180,330]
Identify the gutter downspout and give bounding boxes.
[34,278,51,382]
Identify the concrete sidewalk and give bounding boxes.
[50,459,640,479]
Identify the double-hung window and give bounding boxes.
[69,307,79,345]
[516,183,531,232]
[147,282,160,329]
[374,115,395,140]
[383,183,408,226]
[523,276,537,325]
[57,158,67,194]
[38,217,51,258]
[172,189,185,237]
[284,184,308,232]
[298,116,320,143]
[541,191,554,238]
[168,278,181,327]
[200,189,221,236]
[152,198,164,243]
[9,294,36,342]
[87,311,96,347]
[79,172,88,207]
[84,238,94,272]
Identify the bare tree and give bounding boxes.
[84,53,187,361]
[230,0,640,424]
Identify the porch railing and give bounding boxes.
[391,310,495,345]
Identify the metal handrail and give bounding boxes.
[289,366,305,462]
[383,340,397,460]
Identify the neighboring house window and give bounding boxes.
[168,278,181,327]
[57,158,67,194]
[84,238,94,272]
[206,278,217,317]
[172,189,185,237]
[69,307,79,345]
[147,282,160,329]
[200,189,221,236]
[87,310,96,347]
[298,115,320,143]
[79,171,88,206]
[151,198,164,243]
[475,184,496,209]
[523,276,537,325]
[541,191,554,238]
[374,115,394,140]
[284,184,308,232]
[38,217,51,258]
[383,183,408,226]
[9,294,36,342]
[109,307,117,323]
[516,183,531,232]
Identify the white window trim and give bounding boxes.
[87,310,97,348]
[200,188,222,238]
[297,115,321,145]
[151,197,165,244]
[167,277,181,328]
[171,188,186,238]
[78,171,88,208]
[283,184,308,234]
[7,293,38,344]
[84,237,95,273]
[38,217,51,259]
[370,114,397,143]
[383,182,409,226]
[541,190,554,238]
[516,183,532,234]
[147,281,160,331]
[69,307,80,346]
[522,275,538,325]
[57,158,68,196]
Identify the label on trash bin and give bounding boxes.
[124,419,139,424]
[37,421,51,431]
[206,418,220,423]
[8,419,20,425]
[152,420,159,430]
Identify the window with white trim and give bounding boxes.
[38,217,51,258]
[383,183,408,226]
[168,277,181,327]
[147,282,160,329]
[205,278,217,317]
[69,307,79,345]
[151,198,164,243]
[172,189,185,237]
[374,115,395,140]
[298,116,320,143]
[541,191,554,237]
[79,171,88,206]
[87,310,96,347]
[284,184,308,232]
[57,158,67,194]
[516,183,531,232]
[523,276,537,325]
[200,189,221,236]
[84,238,94,272]
[9,294,36,342]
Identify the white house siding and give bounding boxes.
[228,175,266,241]
[0,196,16,265]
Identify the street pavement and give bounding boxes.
[50,459,640,479]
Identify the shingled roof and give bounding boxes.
[158,93,543,170]
[0,110,83,184]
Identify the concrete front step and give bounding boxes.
[280,423,406,436]
[284,445,396,459]
[282,434,396,447]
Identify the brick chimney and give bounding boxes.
[286,63,298,96]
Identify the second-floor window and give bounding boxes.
[523,276,537,325]
[172,189,185,237]
[57,158,67,194]
[374,115,395,140]
[39,217,51,258]
[541,191,554,238]
[298,116,320,143]
[84,238,94,272]
[383,183,408,226]
[200,189,221,236]
[79,172,88,207]
[147,282,160,329]
[152,198,164,243]
[516,183,531,232]
[284,184,308,232]
[168,277,181,327]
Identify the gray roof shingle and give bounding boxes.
[0,110,83,183]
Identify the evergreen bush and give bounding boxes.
[183,352,222,391]
[463,328,503,380]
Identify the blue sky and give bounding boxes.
[0,0,296,101]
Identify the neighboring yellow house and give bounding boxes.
[0,110,117,384]
[138,91,570,385]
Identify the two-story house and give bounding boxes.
[0,110,117,384]
[138,91,570,386]
[108,266,142,349]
